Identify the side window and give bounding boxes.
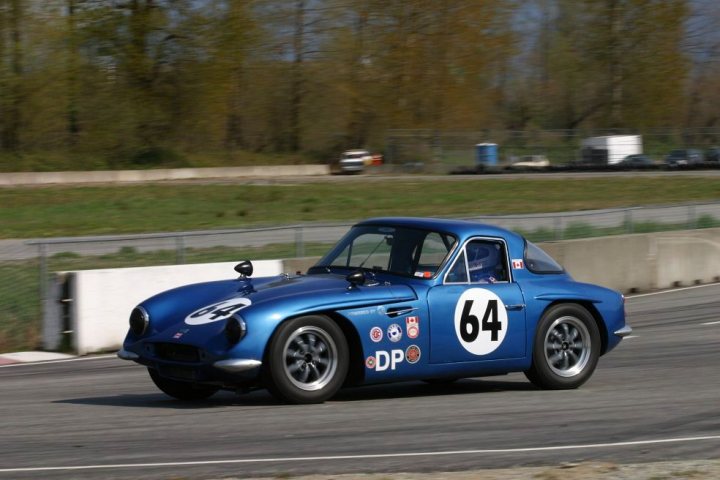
[446,251,468,283]
[446,239,509,284]
[414,232,453,277]
[524,241,564,273]
[465,240,508,283]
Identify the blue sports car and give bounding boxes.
[118,218,631,404]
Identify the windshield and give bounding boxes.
[311,225,457,278]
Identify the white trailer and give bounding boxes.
[580,135,642,165]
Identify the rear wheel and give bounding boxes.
[525,304,600,389]
[264,315,348,404]
[148,368,219,401]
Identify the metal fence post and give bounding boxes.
[688,205,696,230]
[175,235,185,264]
[295,227,305,258]
[625,209,633,234]
[39,243,48,310]
[554,216,562,240]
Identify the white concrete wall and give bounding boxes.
[541,228,720,291]
[66,261,282,355]
[0,165,330,186]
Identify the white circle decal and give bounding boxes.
[185,298,252,325]
[453,288,508,355]
[387,323,403,342]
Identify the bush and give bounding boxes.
[696,214,720,229]
[128,147,189,168]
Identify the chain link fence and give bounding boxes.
[2,202,720,352]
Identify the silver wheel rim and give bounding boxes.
[544,316,591,378]
[283,326,337,391]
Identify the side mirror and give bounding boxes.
[234,260,253,278]
[346,270,365,287]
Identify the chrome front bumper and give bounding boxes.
[213,359,262,373]
[614,325,633,338]
[117,348,139,360]
[118,348,261,374]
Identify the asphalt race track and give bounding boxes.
[0,285,718,480]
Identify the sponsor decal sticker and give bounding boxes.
[376,305,386,315]
[185,298,252,325]
[406,316,420,339]
[405,345,421,364]
[374,350,404,371]
[454,288,508,356]
[365,355,376,369]
[370,326,383,343]
[173,328,190,340]
[386,323,403,342]
[512,259,524,270]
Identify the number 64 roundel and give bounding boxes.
[453,288,508,355]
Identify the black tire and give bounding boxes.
[148,368,219,401]
[263,315,348,404]
[524,304,600,390]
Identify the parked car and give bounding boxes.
[339,149,372,173]
[665,149,704,166]
[619,154,655,167]
[119,217,631,404]
[506,155,550,170]
[705,147,720,163]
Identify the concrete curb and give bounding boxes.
[0,351,75,365]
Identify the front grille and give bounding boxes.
[154,343,200,363]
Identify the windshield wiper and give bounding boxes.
[357,236,390,270]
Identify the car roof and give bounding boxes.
[355,217,523,242]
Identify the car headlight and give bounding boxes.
[225,314,247,345]
[129,306,149,336]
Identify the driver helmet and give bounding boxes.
[467,243,499,281]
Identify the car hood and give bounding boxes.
[139,273,418,334]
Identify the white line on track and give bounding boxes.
[626,282,720,299]
[702,321,720,326]
[0,435,718,474]
[0,354,116,369]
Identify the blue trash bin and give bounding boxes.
[475,143,498,166]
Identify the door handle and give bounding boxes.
[385,306,417,317]
[505,304,525,311]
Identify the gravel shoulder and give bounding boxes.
[236,460,720,480]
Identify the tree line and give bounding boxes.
[0,0,716,168]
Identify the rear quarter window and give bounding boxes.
[524,241,564,274]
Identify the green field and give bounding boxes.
[2,177,720,238]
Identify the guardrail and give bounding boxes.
[2,201,720,352]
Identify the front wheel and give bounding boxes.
[524,304,600,389]
[263,315,348,404]
[148,368,219,401]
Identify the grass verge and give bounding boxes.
[1,177,720,238]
